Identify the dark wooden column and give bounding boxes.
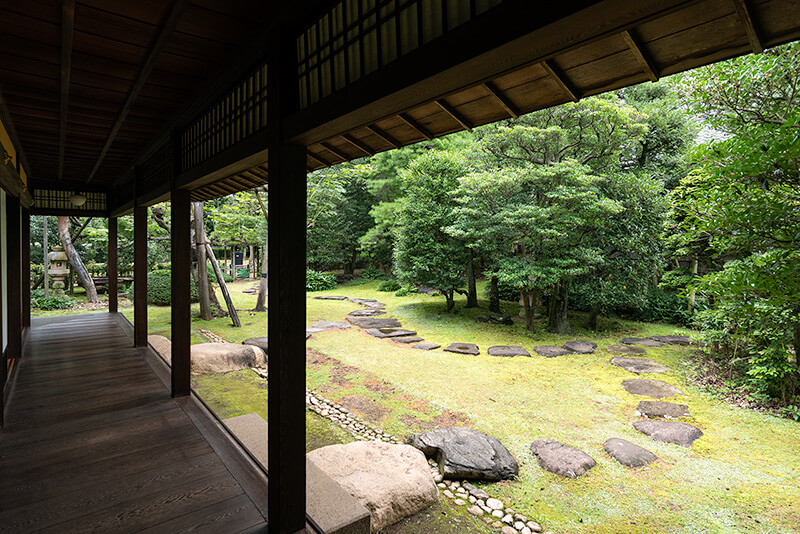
[6,196,22,360]
[133,203,148,347]
[1,195,5,427]
[107,217,118,313]
[21,208,30,329]
[170,187,191,397]
[267,27,307,534]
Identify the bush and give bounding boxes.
[395,288,410,297]
[137,269,198,305]
[306,269,337,291]
[376,279,401,292]
[631,287,699,326]
[357,265,385,280]
[31,289,75,310]
[207,264,234,284]
[484,278,519,302]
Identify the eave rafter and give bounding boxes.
[340,134,374,156]
[398,113,432,141]
[621,29,659,82]
[541,60,580,102]
[320,141,348,162]
[435,99,472,131]
[482,82,519,119]
[58,0,75,181]
[732,0,764,53]
[366,125,400,149]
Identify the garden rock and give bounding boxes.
[633,420,703,447]
[314,295,348,300]
[610,357,671,374]
[562,340,597,354]
[635,400,690,419]
[242,337,268,354]
[443,343,480,355]
[605,344,647,355]
[306,327,326,334]
[392,336,425,344]
[476,313,514,325]
[413,342,441,350]
[621,337,667,347]
[621,379,684,398]
[365,328,417,339]
[311,321,351,329]
[407,427,519,481]
[307,442,438,533]
[148,334,172,362]
[529,440,596,478]
[603,438,657,468]
[350,298,386,308]
[488,346,531,357]
[348,309,386,316]
[533,345,571,358]
[191,343,266,375]
[347,317,402,329]
[649,335,691,346]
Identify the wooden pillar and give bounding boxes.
[267,27,307,534]
[1,195,6,427]
[108,217,118,313]
[170,188,191,397]
[21,208,30,329]
[133,204,148,347]
[6,197,22,360]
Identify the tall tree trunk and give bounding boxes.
[206,243,241,327]
[253,189,269,312]
[489,276,500,313]
[688,255,698,311]
[193,202,212,320]
[58,216,98,303]
[547,282,573,335]
[444,289,455,313]
[465,253,478,308]
[249,245,255,278]
[588,305,599,330]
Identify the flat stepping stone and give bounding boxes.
[365,328,417,339]
[348,309,386,317]
[242,337,268,353]
[529,440,596,478]
[633,420,703,447]
[488,345,531,357]
[610,356,671,374]
[533,345,572,358]
[649,335,691,346]
[413,342,441,350]
[314,295,348,300]
[635,400,690,419]
[349,298,385,308]
[306,327,327,334]
[622,379,684,398]
[311,321,351,329]
[605,344,647,355]
[443,343,480,355]
[562,340,597,354]
[621,337,667,347]
[603,438,657,468]
[392,336,425,344]
[346,317,402,329]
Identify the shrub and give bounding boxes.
[31,289,75,310]
[357,265,385,280]
[206,264,234,283]
[306,269,337,291]
[376,279,401,292]
[395,288,410,297]
[136,269,199,305]
[484,278,519,302]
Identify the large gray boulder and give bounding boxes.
[529,440,596,478]
[307,442,438,533]
[621,379,684,398]
[610,357,671,374]
[191,343,266,375]
[407,427,519,481]
[242,337,268,354]
[633,420,703,447]
[603,438,657,468]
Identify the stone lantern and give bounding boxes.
[47,245,70,295]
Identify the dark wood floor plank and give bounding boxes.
[136,493,265,534]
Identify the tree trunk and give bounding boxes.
[688,255,699,311]
[588,305,599,331]
[520,289,535,332]
[465,253,478,308]
[794,317,800,382]
[193,202,213,321]
[445,289,455,313]
[249,244,255,278]
[254,243,268,312]
[206,243,241,327]
[547,282,573,335]
[58,216,98,302]
[489,276,500,313]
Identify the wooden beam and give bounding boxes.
[621,30,659,82]
[366,124,400,149]
[6,197,22,360]
[541,60,579,102]
[320,141,349,162]
[482,82,519,119]
[306,150,331,168]
[58,0,75,181]
[86,0,189,184]
[170,187,191,397]
[732,0,763,54]
[340,134,374,156]
[108,217,118,314]
[21,208,31,329]
[435,99,473,131]
[133,203,148,347]
[398,113,432,140]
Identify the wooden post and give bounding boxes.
[171,188,191,397]
[21,208,30,329]
[43,215,49,298]
[268,27,307,534]
[133,203,148,347]
[6,197,22,360]
[108,217,118,313]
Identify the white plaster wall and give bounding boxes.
[1,189,7,351]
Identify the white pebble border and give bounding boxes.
[198,328,227,343]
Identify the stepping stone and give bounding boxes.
[365,328,417,339]
[649,335,691,346]
[347,308,386,317]
[311,321,351,329]
[621,337,667,347]
[533,345,571,358]
[529,440,596,478]
[475,313,514,325]
[392,336,425,344]
[346,317,402,329]
[603,438,657,468]
[306,327,327,334]
[488,346,531,357]
[633,420,703,447]
[635,400,690,419]
[562,340,597,354]
[605,344,647,355]
[314,295,348,300]
[413,342,441,350]
[349,298,385,308]
[621,379,684,398]
[242,337,268,353]
[443,343,480,355]
[610,357,671,374]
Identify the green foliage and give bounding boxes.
[143,269,199,306]
[206,264,234,283]
[357,265,386,280]
[376,279,401,292]
[394,287,410,297]
[306,269,337,292]
[30,289,75,310]
[487,278,519,302]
